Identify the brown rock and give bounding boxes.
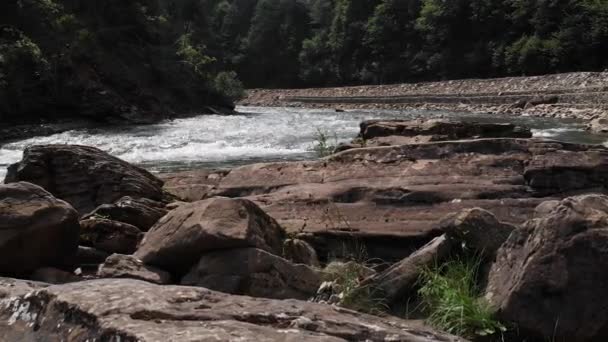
[160,169,229,202]
[181,248,321,300]
[83,196,168,232]
[359,119,532,141]
[4,145,166,214]
[0,278,466,341]
[486,195,608,341]
[98,254,171,285]
[360,235,452,303]
[80,218,143,254]
[208,139,606,261]
[437,208,515,257]
[135,197,286,274]
[0,182,79,275]
[524,148,608,194]
[283,238,320,266]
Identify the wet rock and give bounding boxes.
[359,235,452,303]
[283,239,320,267]
[4,145,166,214]
[83,196,168,232]
[486,195,608,341]
[0,182,79,275]
[181,248,321,300]
[437,208,515,257]
[80,218,143,255]
[0,278,47,300]
[97,254,171,285]
[135,197,286,274]
[0,278,465,341]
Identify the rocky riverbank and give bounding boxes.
[3,119,608,341]
[241,72,608,127]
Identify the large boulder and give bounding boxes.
[83,196,168,232]
[0,182,80,275]
[135,197,287,274]
[0,278,466,341]
[4,145,166,214]
[97,254,171,285]
[437,208,515,257]
[181,248,321,300]
[485,195,608,341]
[80,218,143,254]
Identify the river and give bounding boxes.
[1,106,606,181]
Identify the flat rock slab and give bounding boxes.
[162,139,608,260]
[0,278,466,342]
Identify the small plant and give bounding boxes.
[312,128,338,157]
[418,258,507,339]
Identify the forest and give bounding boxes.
[2,0,608,122]
[208,0,608,87]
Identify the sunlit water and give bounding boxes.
[1,106,607,181]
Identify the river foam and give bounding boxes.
[0,106,605,181]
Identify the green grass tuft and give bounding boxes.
[418,258,506,339]
[312,128,337,157]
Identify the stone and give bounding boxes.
[82,196,168,231]
[283,238,320,266]
[0,278,465,341]
[437,208,515,257]
[359,119,532,141]
[485,195,608,341]
[160,169,229,202]
[587,117,608,134]
[359,235,452,303]
[0,182,79,275]
[524,148,608,195]
[135,197,286,274]
[0,278,47,300]
[203,139,606,261]
[182,247,321,300]
[97,254,171,285]
[4,145,166,214]
[80,218,143,254]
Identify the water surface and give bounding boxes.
[1,106,606,181]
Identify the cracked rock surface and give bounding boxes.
[0,278,465,342]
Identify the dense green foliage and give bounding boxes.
[0,0,239,123]
[198,0,608,87]
[3,0,608,122]
[418,259,506,339]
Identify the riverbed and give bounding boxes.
[1,106,606,181]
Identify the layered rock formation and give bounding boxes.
[0,278,464,341]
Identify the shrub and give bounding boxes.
[214,71,245,102]
[418,258,506,339]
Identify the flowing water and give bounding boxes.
[1,106,607,181]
